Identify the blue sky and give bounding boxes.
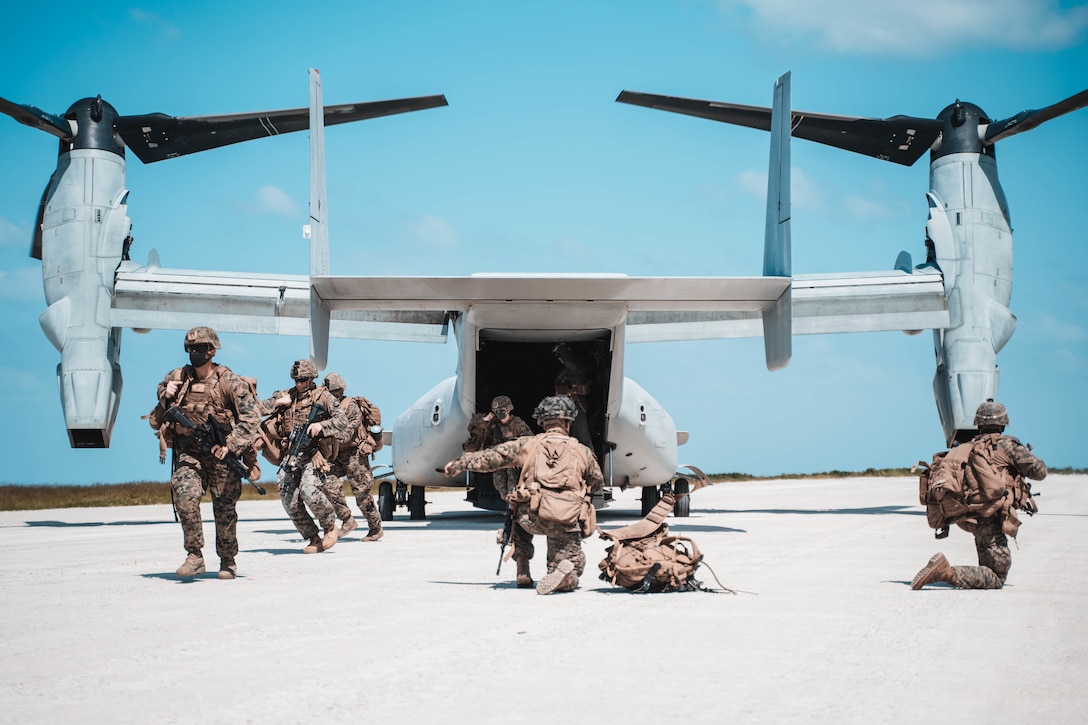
[2,1,1086,485]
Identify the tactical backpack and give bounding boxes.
[511,433,590,527]
[348,396,383,454]
[598,494,732,593]
[915,434,1037,539]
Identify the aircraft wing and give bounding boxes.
[626,268,949,342]
[309,273,790,312]
[110,263,449,342]
[112,267,944,343]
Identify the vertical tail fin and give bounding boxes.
[308,68,331,369]
[761,71,793,371]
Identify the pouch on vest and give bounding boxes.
[537,488,584,526]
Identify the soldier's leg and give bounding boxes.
[537,530,584,595]
[510,519,535,588]
[321,471,356,532]
[348,455,383,540]
[172,455,206,555]
[171,453,208,577]
[209,464,242,576]
[278,468,320,541]
[300,463,339,550]
[912,551,1004,590]
[974,517,1011,584]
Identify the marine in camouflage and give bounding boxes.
[446,413,604,594]
[261,368,351,544]
[322,378,384,538]
[914,402,1047,590]
[158,328,260,576]
[464,399,533,500]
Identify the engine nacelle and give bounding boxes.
[927,153,1015,445]
[38,147,129,447]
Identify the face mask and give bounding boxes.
[188,348,213,367]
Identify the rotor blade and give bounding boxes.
[617,91,943,166]
[0,97,73,140]
[115,95,449,164]
[984,88,1088,144]
[31,173,54,260]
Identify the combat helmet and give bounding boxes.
[532,395,578,424]
[291,358,319,381]
[184,326,220,350]
[491,395,514,416]
[324,372,346,392]
[974,399,1009,427]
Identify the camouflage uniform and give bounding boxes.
[158,331,259,578]
[323,391,384,539]
[261,374,350,550]
[447,400,604,594]
[942,435,1048,588]
[321,373,384,538]
[914,401,1047,590]
[464,407,533,501]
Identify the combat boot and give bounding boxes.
[321,526,339,551]
[176,553,206,577]
[363,509,384,541]
[515,557,533,589]
[911,553,957,590]
[218,559,237,580]
[537,560,577,595]
[339,517,358,538]
[302,536,324,554]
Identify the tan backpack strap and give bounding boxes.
[599,493,676,542]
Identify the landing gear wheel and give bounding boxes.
[673,477,690,518]
[409,485,427,520]
[378,481,394,521]
[641,484,661,517]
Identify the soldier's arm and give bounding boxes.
[259,390,288,416]
[225,374,260,455]
[157,368,182,405]
[1003,437,1048,480]
[324,398,362,444]
[445,437,528,476]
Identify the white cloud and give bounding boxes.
[843,194,895,220]
[719,0,1088,56]
[250,185,301,219]
[128,8,181,40]
[408,214,459,248]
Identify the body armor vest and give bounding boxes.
[173,364,235,431]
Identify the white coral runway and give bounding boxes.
[1,475,1086,724]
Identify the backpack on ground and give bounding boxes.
[598,494,732,593]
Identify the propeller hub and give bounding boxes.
[934,100,993,161]
[64,97,125,158]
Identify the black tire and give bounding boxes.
[674,477,690,518]
[409,485,427,520]
[378,481,394,521]
[641,484,661,517]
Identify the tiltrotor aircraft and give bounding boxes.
[617,82,1088,446]
[3,70,1082,520]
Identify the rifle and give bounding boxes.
[279,403,328,473]
[496,506,514,575]
[163,406,266,495]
